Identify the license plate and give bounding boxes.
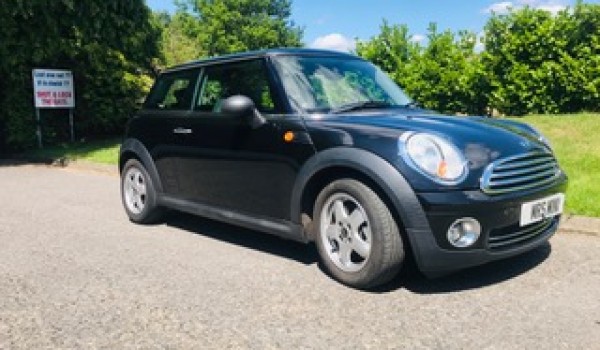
[520,193,565,227]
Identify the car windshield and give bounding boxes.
[271,55,413,113]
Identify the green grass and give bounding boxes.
[24,138,121,165]
[511,113,600,217]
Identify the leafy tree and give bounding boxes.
[483,7,566,114]
[0,0,160,149]
[411,25,488,114]
[356,22,419,86]
[483,2,600,115]
[358,2,599,116]
[157,11,204,67]
[357,22,487,115]
[570,3,600,111]
[163,0,303,62]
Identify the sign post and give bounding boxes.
[32,69,75,148]
[69,109,74,143]
[35,108,42,149]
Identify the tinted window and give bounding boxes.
[144,70,199,110]
[195,59,278,114]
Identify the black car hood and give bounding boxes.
[303,110,551,190]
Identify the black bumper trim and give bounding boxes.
[408,216,559,277]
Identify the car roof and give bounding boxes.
[162,48,362,73]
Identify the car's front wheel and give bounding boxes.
[121,159,163,224]
[314,179,404,289]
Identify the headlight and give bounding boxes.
[399,132,467,184]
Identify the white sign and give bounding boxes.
[32,69,75,108]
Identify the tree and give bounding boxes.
[569,2,600,112]
[156,11,204,67]
[411,25,488,114]
[356,22,487,115]
[162,0,303,63]
[0,1,160,149]
[357,2,599,116]
[482,2,600,115]
[355,21,419,85]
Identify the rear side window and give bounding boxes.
[144,69,199,110]
[195,59,278,114]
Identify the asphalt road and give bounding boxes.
[1,164,599,349]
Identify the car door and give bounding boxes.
[171,58,315,221]
[136,68,201,196]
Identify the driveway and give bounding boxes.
[0,164,598,349]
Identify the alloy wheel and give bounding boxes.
[319,193,372,273]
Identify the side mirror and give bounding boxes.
[221,95,266,128]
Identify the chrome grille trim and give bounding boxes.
[488,217,556,250]
[481,151,561,195]
[494,155,553,171]
[490,162,555,178]
[488,168,558,187]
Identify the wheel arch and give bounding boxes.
[291,147,432,255]
[119,138,163,193]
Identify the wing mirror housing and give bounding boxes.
[221,95,266,128]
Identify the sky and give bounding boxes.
[146,0,599,52]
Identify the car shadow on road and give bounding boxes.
[164,211,319,265]
[373,242,552,294]
[164,211,552,294]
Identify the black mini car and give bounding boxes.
[120,49,567,288]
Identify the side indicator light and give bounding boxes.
[283,131,295,143]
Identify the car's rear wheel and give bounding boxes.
[121,159,163,224]
[314,179,404,289]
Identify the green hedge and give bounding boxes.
[0,1,160,150]
[357,2,600,116]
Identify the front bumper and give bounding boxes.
[407,174,567,277]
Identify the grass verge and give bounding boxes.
[513,113,600,217]
[22,138,121,165]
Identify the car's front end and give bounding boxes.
[270,50,567,278]
[394,115,566,275]
[303,111,567,276]
[414,177,566,276]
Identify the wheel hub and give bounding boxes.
[123,167,147,215]
[320,193,372,273]
[339,223,353,242]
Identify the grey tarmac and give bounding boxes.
[0,164,599,349]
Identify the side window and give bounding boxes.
[195,59,277,114]
[144,70,199,110]
[198,79,223,108]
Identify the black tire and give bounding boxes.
[121,158,163,224]
[314,179,404,289]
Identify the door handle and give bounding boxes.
[173,127,193,135]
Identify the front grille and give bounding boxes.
[481,151,561,195]
[487,217,558,250]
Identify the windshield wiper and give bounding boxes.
[330,100,393,114]
[402,101,420,109]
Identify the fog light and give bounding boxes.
[447,218,481,248]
